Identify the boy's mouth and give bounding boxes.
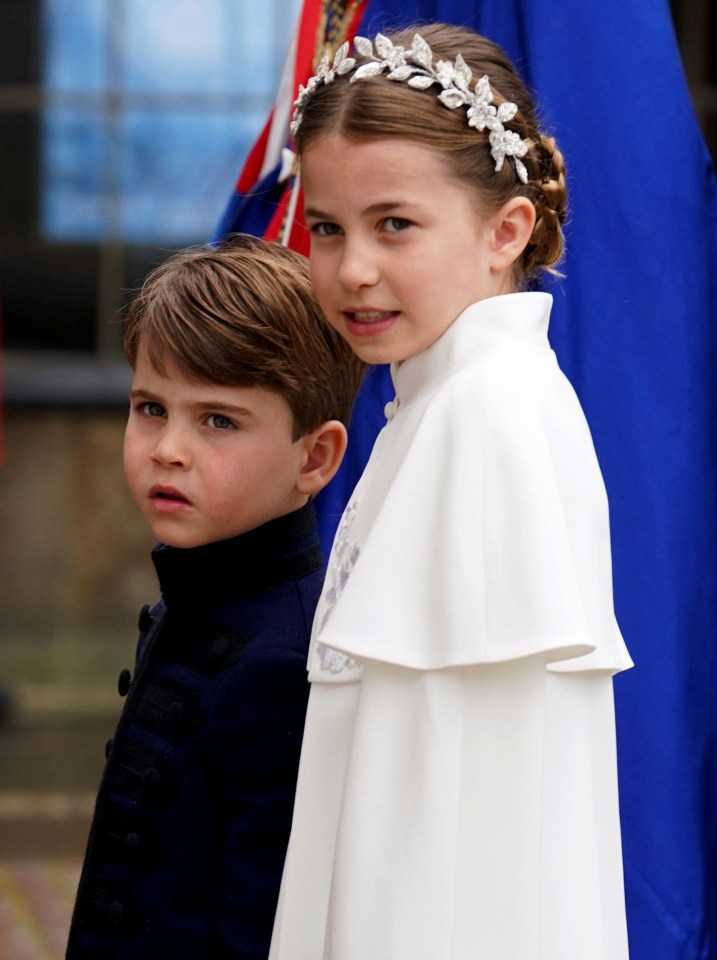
[149,485,192,510]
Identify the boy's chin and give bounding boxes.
[147,506,308,549]
[144,518,210,550]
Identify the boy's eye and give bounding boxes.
[383,217,412,233]
[139,401,165,418]
[206,413,235,430]
[310,221,342,237]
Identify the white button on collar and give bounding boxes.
[383,398,399,420]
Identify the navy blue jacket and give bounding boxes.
[66,504,322,959]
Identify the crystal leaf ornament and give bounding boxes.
[290,32,530,184]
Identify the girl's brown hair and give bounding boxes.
[294,23,567,279]
[123,235,365,439]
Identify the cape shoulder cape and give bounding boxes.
[309,293,632,679]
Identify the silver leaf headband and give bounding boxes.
[290,32,530,184]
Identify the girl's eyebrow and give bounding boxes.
[303,206,331,220]
[304,200,415,220]
[364,200,411,214]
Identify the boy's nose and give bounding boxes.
[337,240,379,290]
[150,425,191,468]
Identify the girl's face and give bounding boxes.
[302,134,513,365]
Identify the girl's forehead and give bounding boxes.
[302,132,435,161]
[301,134,479,208]
[303,135,447,183]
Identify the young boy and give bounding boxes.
[65,235,365,960]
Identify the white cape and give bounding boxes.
[270,293,632,960]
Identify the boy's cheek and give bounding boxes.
[122,439,145,495]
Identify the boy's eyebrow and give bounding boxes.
[190,401,257,418]
[129,386,157,401]
[129,387,256,417]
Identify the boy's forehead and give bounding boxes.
[135,341,203,383]
[132,347,294,412]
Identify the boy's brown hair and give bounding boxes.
[124,235,365,439]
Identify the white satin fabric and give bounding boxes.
[270,293,632,960]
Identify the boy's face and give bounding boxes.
[123,348,309,548]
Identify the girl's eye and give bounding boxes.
[310,221,342,238]
[383,217,412,233]
[206,413,235,430]
[139,401,165,418]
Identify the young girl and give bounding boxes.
[270,23,633,960]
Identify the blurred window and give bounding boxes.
[1,0,300,399]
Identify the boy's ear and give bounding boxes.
[296,420,348,497]
[489,196,536,273]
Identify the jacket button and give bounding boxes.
[124,832,140,853]
[141,767,160,787]
[168,701,184,728]
[105,738,114,759]
[117,668,132,697]
[108,900,125,926]
[208,635,232,661]
[138,604,153,632]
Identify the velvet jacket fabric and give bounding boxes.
[66,503,322,960]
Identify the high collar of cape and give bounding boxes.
[391,292,553,407]
[151,501,322,611]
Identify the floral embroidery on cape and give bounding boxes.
[316,500,361,674]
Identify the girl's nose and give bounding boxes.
[150,424,191,468]
[337,240,379,290]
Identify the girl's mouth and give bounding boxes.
[344,310,398,335]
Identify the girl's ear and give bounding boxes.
[489,196,536,273]
[296,420,348,497]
